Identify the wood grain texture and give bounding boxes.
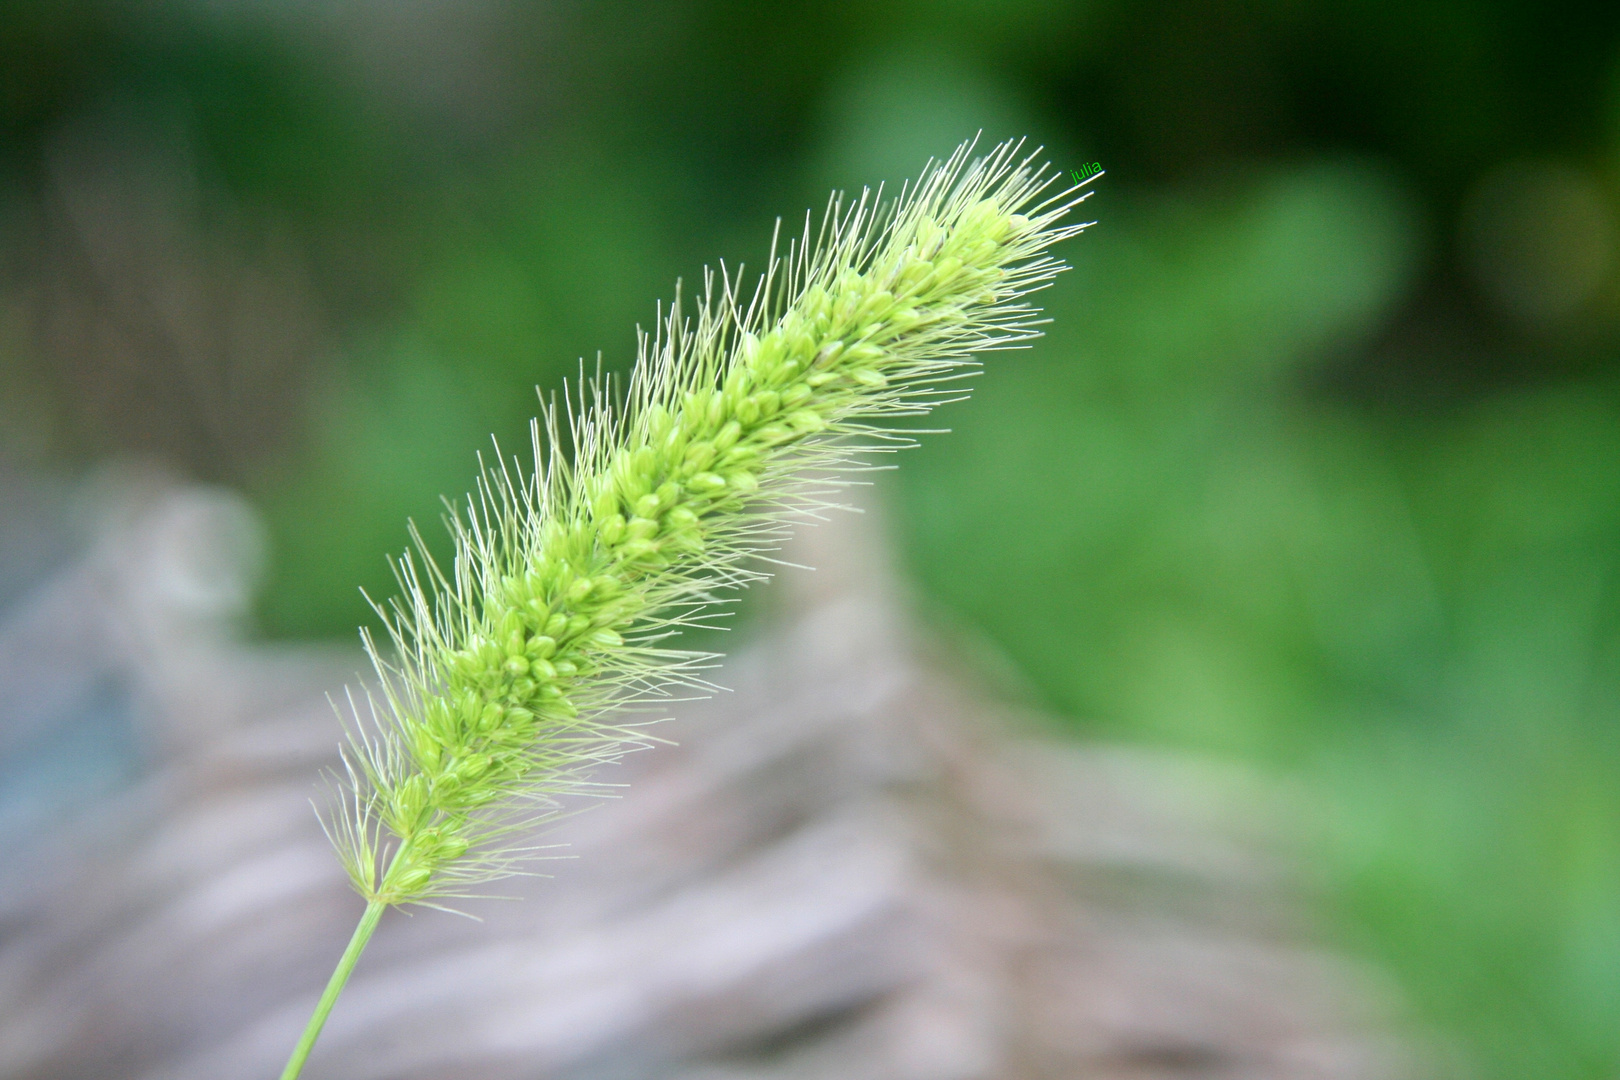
[0,477,1441,1080]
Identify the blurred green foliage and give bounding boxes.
[899,167,1620,1077]
[5,0,1620,1077]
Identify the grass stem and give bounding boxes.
[279,899,386,1080]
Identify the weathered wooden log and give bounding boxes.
[0,476,1437,1079]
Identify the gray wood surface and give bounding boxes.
[0,475,1443,1080]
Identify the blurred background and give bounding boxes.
[3,0,1620,1076]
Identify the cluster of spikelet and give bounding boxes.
[330,137,1094,909]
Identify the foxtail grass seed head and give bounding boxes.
[327,138,1094,908]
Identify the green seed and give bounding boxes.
[691,472,727,492]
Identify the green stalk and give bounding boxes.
[279,900,386,1080]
